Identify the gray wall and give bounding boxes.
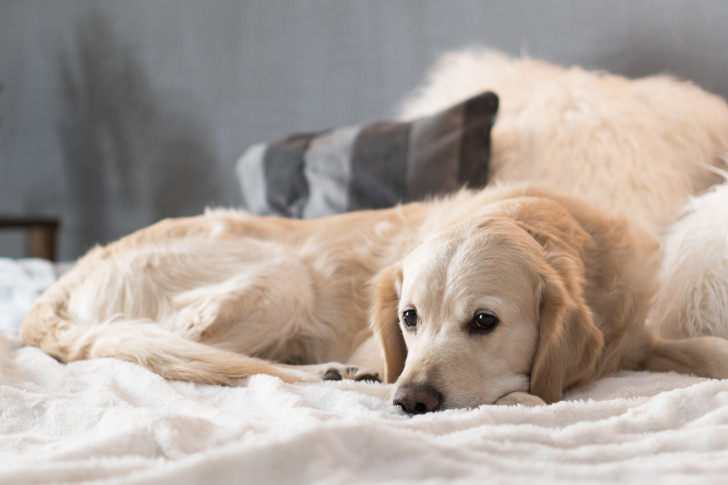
[2,0,728,260]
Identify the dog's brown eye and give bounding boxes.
[402,309,418,330]
[472,312,499,333]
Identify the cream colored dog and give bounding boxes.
[398,49,728,235]
[20,184,728,413]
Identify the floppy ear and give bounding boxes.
[370,264,406,383]
[530,262,603,403]
[511,204,604,404]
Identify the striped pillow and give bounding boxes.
[236,91,498,218]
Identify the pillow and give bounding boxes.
[236,91,498,218]
[398,48,728,235]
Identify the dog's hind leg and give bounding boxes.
[641,335,728,379]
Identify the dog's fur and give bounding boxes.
[650,178,728,340]
[20,184,728,411]
[398,49,728,235]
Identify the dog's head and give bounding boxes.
[373,199,603,412]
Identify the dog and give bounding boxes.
[398,49,728,236]
[650,178,728,340]
[20,184,728,413]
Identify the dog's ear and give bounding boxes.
[371,264,406,383]
[530,260,603,403]
[510,202,604,404]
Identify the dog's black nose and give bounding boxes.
[393,383,441,414]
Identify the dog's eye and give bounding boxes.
[471,312,499,333]
[402,309,418,330]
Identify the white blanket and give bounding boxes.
[2,259,728,484]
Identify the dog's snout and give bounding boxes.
[393,383,441,414]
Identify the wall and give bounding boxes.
[2,0,728,259]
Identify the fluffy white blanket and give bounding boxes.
[2,259,728,484]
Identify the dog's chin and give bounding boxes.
[438,394,503,411]
[436,374,532,411]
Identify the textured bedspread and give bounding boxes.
[2,258,728,484]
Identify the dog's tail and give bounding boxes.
[641,335,728,379]
[20,282,300,385]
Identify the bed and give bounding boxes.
[2,259,728,484]
[4,50,728,484]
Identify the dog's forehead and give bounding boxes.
[402,229,465,284]
[401,223,537,301]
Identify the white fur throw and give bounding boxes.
[399,49,728,235]
[2,328,728,484]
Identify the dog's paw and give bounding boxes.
[280,362,381,383]
[493,391,546,407]
[322,364,381,383]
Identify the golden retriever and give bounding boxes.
[20,184,728,413]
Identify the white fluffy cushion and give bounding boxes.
[650,179,728,339]
[399,49,728,235]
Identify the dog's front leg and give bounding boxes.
[275,362,381,383]
[494,391,546,407]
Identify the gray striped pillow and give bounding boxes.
[236,91,498,218]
